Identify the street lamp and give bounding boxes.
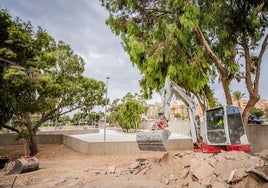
[104,76,110,142]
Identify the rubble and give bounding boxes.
[101,150,268,187]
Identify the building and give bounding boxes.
[146,101,204,120]
[146,98,268,120]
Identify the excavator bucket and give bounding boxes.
[136,129,171,151]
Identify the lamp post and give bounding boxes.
[104,76,110,142]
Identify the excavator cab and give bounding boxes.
[203,105,251,153]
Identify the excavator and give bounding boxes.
[136,77,252,153]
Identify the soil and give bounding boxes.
[0,144,181,188]
[0,144,267,188]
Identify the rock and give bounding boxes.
[128,162,140,170]
[227,169,237,183]
[136,158,147,162]
[235,168,248,180]
[192,161,214,180]
[201,176,211,186]
[165,178,169,185]
[208,157,217,167]
[148,156,160,164]
[188,181,206,188]
[189,158,200,171]
[256,150,268,161]
[105,165,116,174]
[180,168,189,179]
[133,164,150,175]
[211,181,226,188]
[169,173,177,182]
[250,166,268,181]
[249,156,265,167]
[179,154,192,167]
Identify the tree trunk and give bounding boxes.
[27,133,38,156]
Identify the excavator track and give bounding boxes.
[136,129,171,151]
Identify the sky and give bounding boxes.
[0,0,267,105]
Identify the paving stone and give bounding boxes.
[179,154,192,167]
[208,157,217,167]
[189,158,200,172]
[192,161,214,180]
[201,176,211,186]
[180,168,189,179]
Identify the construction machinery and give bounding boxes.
[136,77,251,153]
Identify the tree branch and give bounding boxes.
[255,34,268,88]
[2,125,19,133]
[194,27,225,75]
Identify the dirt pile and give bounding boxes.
[1,144,268,187]
[103,150,268,187]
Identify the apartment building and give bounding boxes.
[146,99,268,120]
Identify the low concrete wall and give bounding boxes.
[1,124,266,154]
[63,135,141,154]
[62,135,193,155]
[0,134,63,146]
[0,129,98,146]
[246,124,268,154]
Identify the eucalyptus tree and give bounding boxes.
[0,10,106,155]
[102,0,268,125]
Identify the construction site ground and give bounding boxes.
[1,143,268,188]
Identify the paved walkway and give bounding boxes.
[71,129,190,143]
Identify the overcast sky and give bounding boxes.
[1,0,267,105]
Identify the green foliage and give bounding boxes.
[251,108,264,118]
[119,97,144,132]
[0,9,106,155]
[102,0,217,106]
[102,0,267,110]
[108,93,145,132]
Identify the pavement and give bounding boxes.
[71,129,190,143]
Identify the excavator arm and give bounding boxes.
[137,77,202,151]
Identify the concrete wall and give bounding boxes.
[62,135,141,154]
[0,129,98,146]
[246,124,268,154]
[0,134,63,146]
[62,135,192,155]
[1,125,267,154]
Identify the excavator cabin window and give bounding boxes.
[206,107,227,144]
[226,106,245,144]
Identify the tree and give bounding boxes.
[102,0,268,126]
[0,10,106,155]
[232,91,246,108]
[118,94,145,132]
[108,98,121,126]
[251,108,264,119]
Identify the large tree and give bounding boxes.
[102,0,268,125]
[119,93,145,132]
[0,10,106,156]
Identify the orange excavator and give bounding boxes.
[136,77,251,153]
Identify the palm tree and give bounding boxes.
[232,91,246,108]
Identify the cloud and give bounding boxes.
[1,0,268,105]
[1,0,143,102]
